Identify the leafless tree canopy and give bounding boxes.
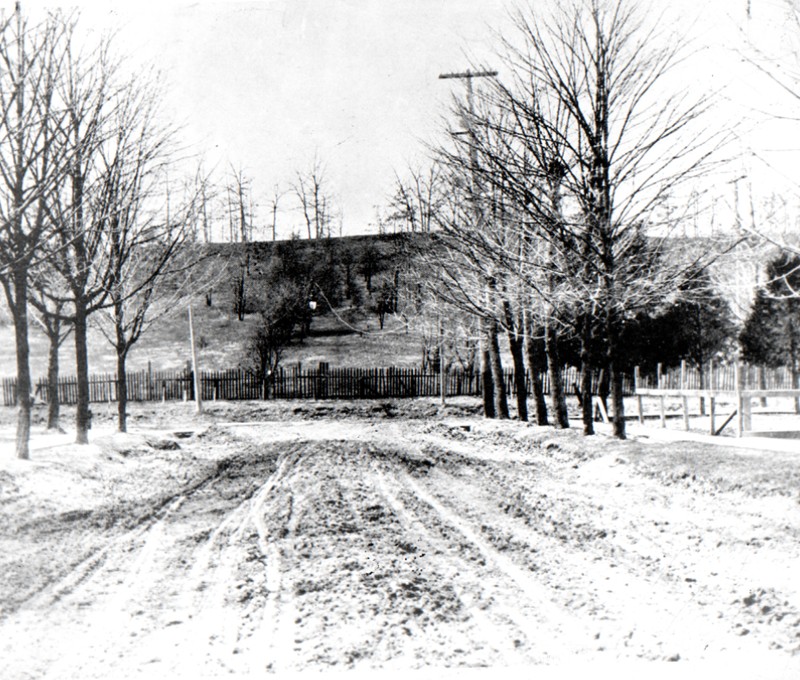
[293,156,336,240]
[0,6,208,453]
[423,0,728,437]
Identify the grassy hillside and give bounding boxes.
[0,300,425,379]
[0,233,427,379]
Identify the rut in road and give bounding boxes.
[252,440,609,671]
[2,424,795,678]
[395,428,791,662]
[0,442,289,680]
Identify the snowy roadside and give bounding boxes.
[1,400,799,678]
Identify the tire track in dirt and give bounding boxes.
[0,437,288,680]
[238,447,306,675]
[399,427,792,663]
[370,460,539,666]
[373,457,594,660]
[371,462,530,665]
[248,440,546,671]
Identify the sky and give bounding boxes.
[23,0,800,239]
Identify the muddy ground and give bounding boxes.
[1,399,799,678]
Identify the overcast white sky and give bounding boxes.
[24,0,800,238]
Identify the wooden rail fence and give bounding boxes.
[1,364,634,407]
[634,361,800,437]
[636,361,798,392]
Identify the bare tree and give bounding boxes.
[92,90,194,433]
[0,6,71,459]
[226,164,254,319]
[439,0,726,438]
[269,183,286,242]
[192,161,217,243]
[227,164,253,242]
[293,156,335,239]
[389,164,443,234]
[28,268,73,431]
[39,21,124,444]
[735,1,800,260]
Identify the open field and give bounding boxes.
[0,302,424,378]
[1,399,799,678]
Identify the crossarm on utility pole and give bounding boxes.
[438,70,499,80]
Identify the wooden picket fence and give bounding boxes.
[0,364,634,407]
[635,362,798,392]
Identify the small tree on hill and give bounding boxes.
[242,282,307,394]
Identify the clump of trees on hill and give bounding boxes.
[235,235,409,379]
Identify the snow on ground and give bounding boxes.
[0,399,799,679]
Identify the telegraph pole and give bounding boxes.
[439,69,498,416]
[188,305,203,414]
[439,69,498,210]
[438,70,498,112]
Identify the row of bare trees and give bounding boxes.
[0,7,208,458]
[401,0,729,439]
[189,155,339,244]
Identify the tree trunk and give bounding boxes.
[503,302,527,421]
[488,318,509,420]
[545,317,569,428]
[508,333,527,421]
[523,313,548,426]
[480,321,495,418]
[46,323,61,431]
[758,366,767,408]
[116,350,128,433]
[11,275,31,459]
[790,330,800,414]
[598,368,610,418]
[234,272,246,321]
[579,313,594,435]
[606,307,626,439]
[74,299,91,444]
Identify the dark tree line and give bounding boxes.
[741,252,800,412]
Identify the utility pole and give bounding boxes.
[438,70,498,112]
[188,305,203,414]
[440,68,498,417]
[439,69,498,219]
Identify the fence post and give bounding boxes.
[634,366,644,424]
[735,361,744,438]
[742,363,752,433]
[656,362,666,428]
[708,359,716,435]
[680,360,689,431]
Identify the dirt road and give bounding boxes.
[2,409,800,677]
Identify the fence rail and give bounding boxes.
[1,364,634,407]
[635,362,798,392]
